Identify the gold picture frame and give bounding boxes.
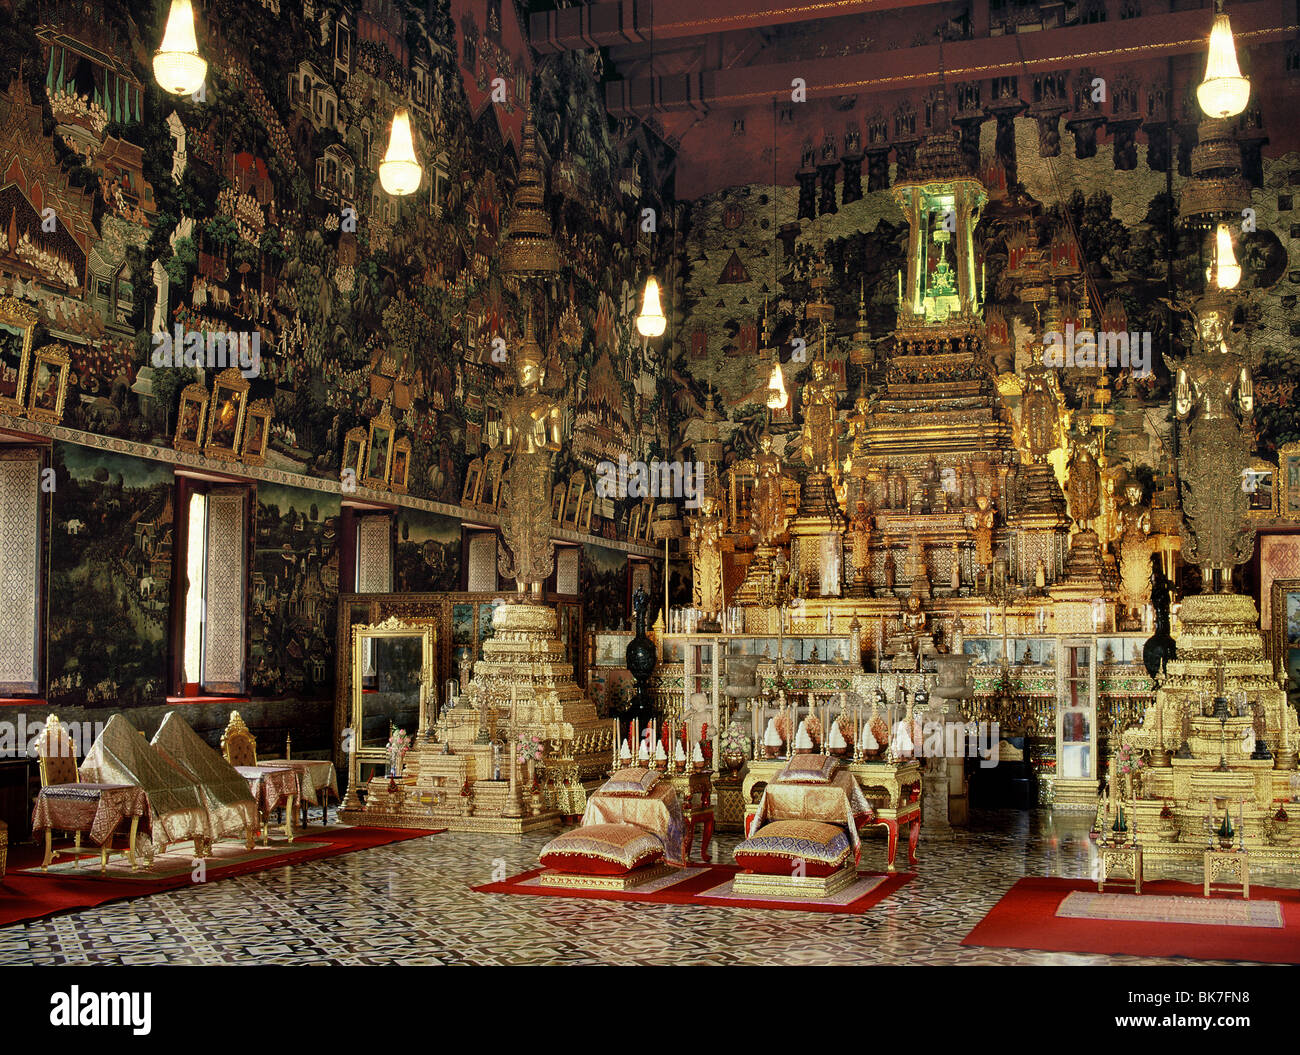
[578,489,594,533]
[1245,456,1277,519]
[1280,442,1300,521]
[25,342,70,423]
[342,426,368,486]
[204,367,250,461]
[363,403,396,490]
[1270,578,1300,712]
[174,383,209,453]
[0,296,37,413]
[628,501,643,541]
[390,435,411,494]
[462,457,484,505]
[562,472,586,530]
[479,450,505,508]
[551,482,565,523]
[240,398,273,466]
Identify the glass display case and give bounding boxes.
[1054,639,1098,809]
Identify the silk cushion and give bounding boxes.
[539,823,665,875]
[599,767,662,797]
[777,754,838,784]
[734,820,852,877]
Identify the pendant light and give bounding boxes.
[766,354,788,410]
[1197,4,1250,119]
[379,109,422,196]
[636,275,666,338]
[1206,222,1241,289]
[153,0,207,97]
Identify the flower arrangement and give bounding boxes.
[1114,741,1147,776]
[517,733,544,765]
[387,725,411,774]
[720,721,752,758]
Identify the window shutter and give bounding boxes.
[356,514,393,592]
[202,487,246,693]
[0,450,41,693]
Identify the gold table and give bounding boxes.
[1203,849,1249,899]
[1098,842,1143,894]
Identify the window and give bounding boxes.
[0,448,44,695]
[178,483,248,694]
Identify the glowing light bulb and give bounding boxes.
[153,0,207,97]
[1206,223,1241,290]
[1197,11,1250,119]
[379,110,422,196]
[636,275,666,338]
[766,359,788,410]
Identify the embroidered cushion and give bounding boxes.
[539,823,665,875]
[598,767,662,797]
[776,754,838,784]
[734,820,852,877]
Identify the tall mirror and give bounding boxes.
[349,616,435,794]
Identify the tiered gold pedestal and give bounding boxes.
[1114,592,1300,875]
[539,861,677,891]
[340,601,615,833]
[732,862,858,898]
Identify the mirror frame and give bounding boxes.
[349,615,435,795]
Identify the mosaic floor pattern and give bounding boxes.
[0,810,1295,965]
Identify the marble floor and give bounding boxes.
[0,809,1293,966]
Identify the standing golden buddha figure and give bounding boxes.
[787,337,847,596]
[1169,293,1254,590]
[497,311,563,597]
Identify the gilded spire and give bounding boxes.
[500,109,561,278]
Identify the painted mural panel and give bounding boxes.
[394,507,460,592]
[249,483,339,698]
[48,443,172,708]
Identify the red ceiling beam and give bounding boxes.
[528,0,941,54]
[602,0,1295,116]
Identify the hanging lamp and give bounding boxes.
[1206,223,1242,290]
[636,275,666,338]
[379,109,422,196]
[153,0,207,97]
[1197,4,1251,119]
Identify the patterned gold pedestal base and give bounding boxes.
[731,864,857,899]
[337,805,561,834]
[1052,778,1098,811]
[538,861,677,890]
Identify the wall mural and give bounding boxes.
[395,507,461,592]
[47,443,173,710]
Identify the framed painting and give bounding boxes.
[240,398,273,466]
[627,502,642,541]
[204,367,250,462]
[0,296,37,413]
[174,383,209,453]
[25,343,70,423]
[1280,442,1300,521]
[1244,457,1277,519]
[342,426,368,486]
[390,436,411,494]
[551,482,565,523]
[480,450,505,508]
[578,489,594,533]
[364,403,396,490]
[562,473,586,530]
[462,458,484,505]
[1270,578,1300,715]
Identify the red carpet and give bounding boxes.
[0,826,441,927]
[963,877,1300,964]
[474,863,913,913]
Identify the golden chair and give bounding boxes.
[35,715,140,873]
[222,712,295,845]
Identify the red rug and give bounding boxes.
[474,863,913,913]
[963,877,1300,964]
[0,826,441,927]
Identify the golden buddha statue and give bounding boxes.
[1116,480,1153,624]
[752,430,787,547]
[798,349,841,477]
[1167,295,1254,588]
[689,495,725,620]
[498,311,563,596]
[968,494,995,592]
[848,499,873,589]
